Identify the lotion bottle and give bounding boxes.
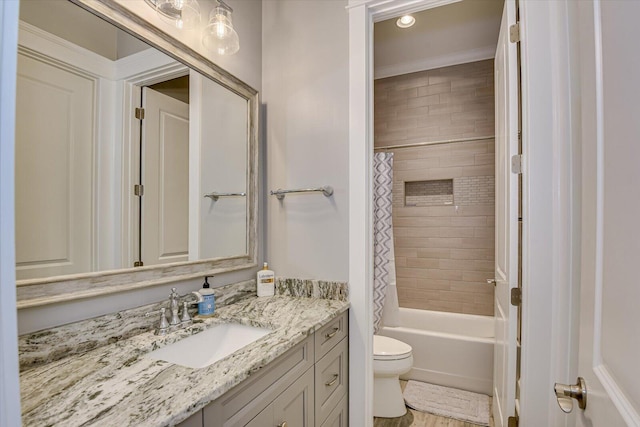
[256,262,275,297]
[198,276,216,316]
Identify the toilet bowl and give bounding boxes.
[373,335,413,418]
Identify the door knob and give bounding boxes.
[486,278,497,286]
[554,377,587,413]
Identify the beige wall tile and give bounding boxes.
[415,278,451,290]
[438,227,476,238]
[449,281,495,295]
[394,217,451,227]
[376,59,495,315]
[450,248,494,260]
[394,227,441,237]
[406,258,441,269]
[416,248,453,259]
[408,94,440,108]
[419,82,452,96]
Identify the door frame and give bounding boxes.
[347,0,580,425]
[0,1,21,426]
[119,57,188,267]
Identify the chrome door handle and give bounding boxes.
[486,278,497,286]
[277,422,288,427]
[554,377,587,413]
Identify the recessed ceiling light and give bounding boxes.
[396,15,416,28]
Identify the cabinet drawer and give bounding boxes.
[204,336,314,427]
[315,337,348,426]
[315,311,348,361]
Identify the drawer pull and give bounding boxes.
[325,374,339,387]
[277,422,288,427]
[325,327,339,339]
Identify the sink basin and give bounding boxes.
[146,323,272,369]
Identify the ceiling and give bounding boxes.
[374,0,505,79]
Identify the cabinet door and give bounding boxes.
[245,404,273,427]
[177,410,203,427]
[273,368,315,427]
[320,395,347,427]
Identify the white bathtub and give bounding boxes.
[378,307,494,395]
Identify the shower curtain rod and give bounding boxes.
[373,135,495,151]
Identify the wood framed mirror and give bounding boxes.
[15,0,258,308]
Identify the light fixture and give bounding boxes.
[202,0,240,55]
[145,0,201,30]
[396,15,416,29]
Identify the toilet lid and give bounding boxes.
[374,335,412,360]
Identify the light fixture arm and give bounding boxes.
[144,0,180,20]
[216,0,233,13]
[145,0,202,30]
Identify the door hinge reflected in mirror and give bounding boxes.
[135,107,145,120]
[509,23,520,43]
[511,288,522,306]
[511,154,523,174]
[134,184,144,197]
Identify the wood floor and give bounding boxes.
[373,381,494,427]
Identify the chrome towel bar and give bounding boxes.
[270,186,334,200]
[204,192,246,201]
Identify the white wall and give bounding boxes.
[262,0,349,281]
[20,0,120,60]
[16,0,263,334]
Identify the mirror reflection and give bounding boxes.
[16,0,249,281]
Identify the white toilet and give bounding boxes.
[373,335,413,418]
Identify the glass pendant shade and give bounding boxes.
[153,0,201,30]
[202,2,240,55]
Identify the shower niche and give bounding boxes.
[404,179,454,207]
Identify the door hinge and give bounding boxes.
[511,154,523,174]
[508,416,519,427]
[511,288,522,306]
[134,261,144,267]
[510,23,521,43]
[134,184,144,196]
[135,107,145,120]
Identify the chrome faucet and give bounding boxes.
[168,288,181,327]
[146,287,205,335]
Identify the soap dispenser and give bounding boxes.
[257,262,275,297]
[198,276,216,317]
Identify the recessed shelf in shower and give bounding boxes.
[404,179,453,207]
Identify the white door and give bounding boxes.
[569,1,640,425]
[141,87,189,266]
[493,0,518,425]
[15,52,95,279]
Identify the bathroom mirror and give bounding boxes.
[15,0,258,308]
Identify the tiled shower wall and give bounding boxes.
[374,60,495,316]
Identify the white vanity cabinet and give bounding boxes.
[177,311,348,427]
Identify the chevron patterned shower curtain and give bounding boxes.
[373,152,396,333]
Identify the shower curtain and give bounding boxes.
[373,152,400,333]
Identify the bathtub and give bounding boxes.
[378,307,494,395]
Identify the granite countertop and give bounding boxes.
[20,295,349,426]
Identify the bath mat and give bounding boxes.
[403,380,490,426]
